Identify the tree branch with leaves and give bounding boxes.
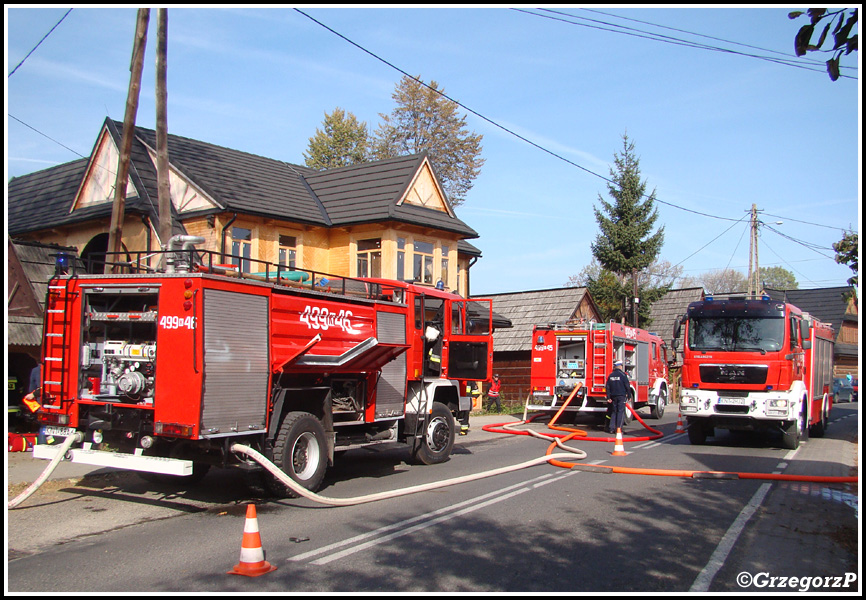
[790,8,858,81]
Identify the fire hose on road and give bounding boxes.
[483,384,858,484]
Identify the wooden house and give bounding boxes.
[8,118,483,297]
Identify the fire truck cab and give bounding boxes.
[528,321,670,423]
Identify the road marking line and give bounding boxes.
[289,470,572,565]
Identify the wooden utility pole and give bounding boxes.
[156,8,171,251]
[106,8,150,273]
[747,204,760,297]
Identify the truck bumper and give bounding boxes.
[33,443,193,476]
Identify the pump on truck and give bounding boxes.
[32,237,496,496]
[528,321,670,424]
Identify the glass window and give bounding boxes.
[357,238,381,278]
[452,301,464,335]
[278,234,296,269]
[397,237,405,281]
[231,227,252,273]
[413,241,434,284]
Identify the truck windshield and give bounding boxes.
[688,316,785,353]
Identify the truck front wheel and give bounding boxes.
[411,402,455,465]
[267,411,328,497]
[686,418,709,445]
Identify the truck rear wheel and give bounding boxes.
[267,411,328,497]
[411,402,455,465]
[650,388,667,419]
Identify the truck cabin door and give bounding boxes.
[416,295,445,378]
[446,299,493,382]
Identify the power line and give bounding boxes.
[577,7,856,73]
[519,7,856,80]
[293,8,743,224]
[8,8,74,78]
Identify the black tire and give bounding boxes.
[781,401,807,450]
[687,418,708,445]
[809,395,828,438]
[267,411,328,498]
[650,388,667,420]
[411,402,455,465]
[623,394,635,426]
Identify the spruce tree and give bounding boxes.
[590,133,666,325]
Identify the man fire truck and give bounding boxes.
[32,237,496,497]
[672,294,835,449]
[528,321,670,424]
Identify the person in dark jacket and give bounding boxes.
[605,360,631,434]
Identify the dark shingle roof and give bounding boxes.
[648,287,705,362]
[476,288,596,352]
[764,287,856,332]
[8,159,89,235]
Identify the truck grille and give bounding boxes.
[699,364,768,384]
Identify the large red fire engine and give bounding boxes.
[673,294,835,449]
[32,237,495,496]
[528,321,670,423]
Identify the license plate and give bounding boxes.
[718,397,746,406]
[42,426,76,437]
[532,391,550,396]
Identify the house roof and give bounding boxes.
[648,287,705,362]
[7,240,82,348]
[8,118,479,241]
[764,287,857,332]
[475,287,598,352]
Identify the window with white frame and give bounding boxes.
[278,234,297,269]
[413,240,434,284]
[231,226,252,273]
[357,238,382,278]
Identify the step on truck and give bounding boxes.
[32,236,496,496]
[672,294,835,449]
[528,321,670,423]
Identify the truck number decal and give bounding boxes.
[159,315,197,330]
[300,305,360,334]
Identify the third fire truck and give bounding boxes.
[528,321,670,423]
[32,237,496,496]
[673,294,835,449]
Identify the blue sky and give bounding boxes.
[5,6,860,295]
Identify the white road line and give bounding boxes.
[289,470,573,565]
[689,447,800,591]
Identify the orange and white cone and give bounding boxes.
[611,428,627,456]
[228,504,277,577]
[675,409,686,434]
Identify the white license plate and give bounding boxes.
[532,391,550,396]
[42,426,76,437]
[718,397,746,405]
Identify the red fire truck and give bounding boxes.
[32,237,495,496]
[528,321,670,423]
[673,294,835,449]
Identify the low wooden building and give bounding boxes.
[472,287,602,403]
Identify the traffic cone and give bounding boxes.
[611,428,627,456]
[228,504,277,577]
[675,409,686,434]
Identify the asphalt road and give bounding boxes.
[6,401,859,592]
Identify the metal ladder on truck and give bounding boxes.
[590,325,610,395]
[40,277,78,409]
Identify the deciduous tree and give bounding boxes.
[372,76,484,207]
[304,107,370,170]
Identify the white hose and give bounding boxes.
[231,443,585,507]
[8,433,83,509]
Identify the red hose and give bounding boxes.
[481,388,858,483]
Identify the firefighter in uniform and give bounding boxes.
[605,360,630,434]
